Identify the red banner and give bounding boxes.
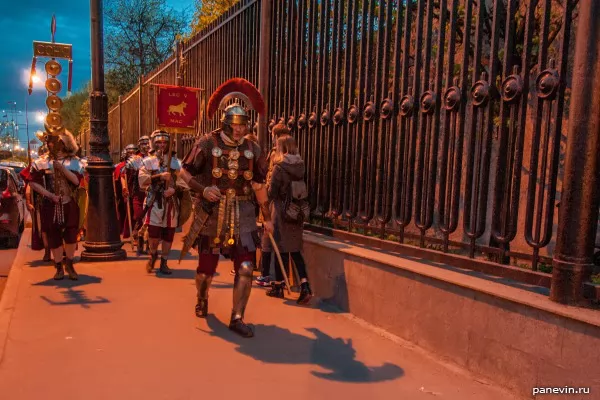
[155,84,201,134]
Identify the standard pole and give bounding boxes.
[139,75,143,139]
[118,95,123,156]
[550,0,600,304]
[25,96,31,165]
[81,0,126,261]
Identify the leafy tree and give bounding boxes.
[79,98,90,138]
[62,85,90,135]
[189,0,239,36]
[105,0,189,93]
[61,71,122,138]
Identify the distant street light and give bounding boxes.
[24,69,43,91]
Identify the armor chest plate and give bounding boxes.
[42,171,55,192]
[210,144,255,195]
[42,170,73,198]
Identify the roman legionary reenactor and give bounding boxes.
[139,130,185,274]
[135,135,152,254]
[114,149,128,237]
[122,138,150,256]
[179,78,274,338]
[26,129,85,280]
[138,135,151,157]
[119,143,139,239]
[22,143,51,261]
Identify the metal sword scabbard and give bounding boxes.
[179,200,215,263]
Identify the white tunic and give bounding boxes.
[138,154,183,228]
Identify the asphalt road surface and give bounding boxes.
[0,231,22,300]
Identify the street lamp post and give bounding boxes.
[81,0,126,261]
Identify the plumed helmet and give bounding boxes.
[41,128,78,156]
[58,130,79,155]
[206,78,265,138]
[125,143,139,152]
[138,135,150,145]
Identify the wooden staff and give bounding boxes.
[267,232,292,295]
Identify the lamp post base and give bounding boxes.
[81,243,127,262]
[81,161,127,262]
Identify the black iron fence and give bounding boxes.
[107,0,261,160]
[267,0,584,272]
[107,0,599,295]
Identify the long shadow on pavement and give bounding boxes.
[201,316,404,383]
[32,274,109,308]
[153,268,196,280]
[168,249,197,262]
[26,259,53,268]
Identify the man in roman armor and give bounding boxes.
[23,143,51,261]
[26,129,85,280]
[119,143,139,239]
[179,78,274,338]
[135,135,152,253]
[114,149,129,237]
[138,135,151,158]
[123,138,150,256]
[138,130,184,274]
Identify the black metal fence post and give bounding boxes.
[550,0,600,304]
[257,0,272,150]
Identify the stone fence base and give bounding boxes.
[303,232,600,399]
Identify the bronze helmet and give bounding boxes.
[221,103,249,126]
[150,130,170,152]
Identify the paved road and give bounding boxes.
[0,210,28,277]
[0,246,19,277]
[0,233,21,301]
[0,229,519,400]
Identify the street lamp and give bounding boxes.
[81,0,126,261]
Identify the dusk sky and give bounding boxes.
[0,0,195,146]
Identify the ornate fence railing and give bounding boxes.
[106,0,600,301]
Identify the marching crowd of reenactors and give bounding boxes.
[21,78,313,338]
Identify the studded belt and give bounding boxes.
[217,189,252,201]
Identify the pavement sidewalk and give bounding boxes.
[0,228,519,400]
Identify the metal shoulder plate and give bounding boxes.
[33,157,50,171]
[142,156,160,171]
[64,157,84,174]
[171,158,182,171]
[127,156,144,170]
[249,140,262,159]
